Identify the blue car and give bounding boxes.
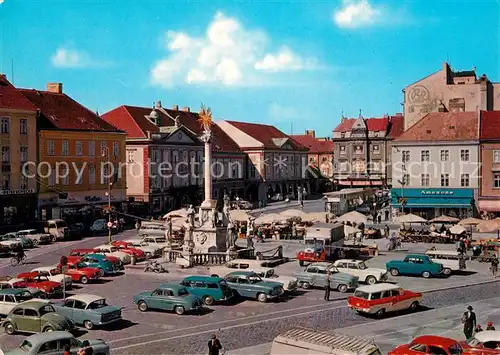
[79,254,118,275]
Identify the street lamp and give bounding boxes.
[102,147,113,244]
[397,180,406,214]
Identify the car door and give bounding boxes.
[22,308,41,332]
[388,289,406,311]
[37,340,59,355]
[72,299,87,324]
[0,294,10,315]
[427,345,448,355]
[305,266,319,286]
[347,262,362,279]
[163,289,176,310]
[237,277,254,297]
[316,267,328,288]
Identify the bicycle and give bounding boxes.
[11,255,27,267]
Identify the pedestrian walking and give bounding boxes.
[63,344,71,355]
[384,225,390,238]
[487,321,496,330]
[208,334,223,355]
[490,257,499,278]
[377,214,382,224]
[324,270,331,301]
[462,305,476,339]
[135,220,140,231]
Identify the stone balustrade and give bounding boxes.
[163,247,256,266]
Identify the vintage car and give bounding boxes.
[93,245,131,264]
[68,249,122,267]
[293,262,359,293]
[68,222,87,239]
[106,242,146,261]
[53,294,123,330]
[425,249,467,275]
[139,236,169,250]
[4,233,35,249]
[463,330,500,353]
[29,267,73,289]
[389,335,466,355]
[386,254,444,278]
[0,242,11,255]
[78,254,119,275]
[3,331,110,355]
[15,229,52,245]
[1,300,76,335]
[58,262,103,284]
[180,276,234,305]
[0,288,46,316]
[119,239,163,259]
[19,274,63,298]
[224,271,284,302]
[333,259,388,285]
[133,283,203,315]
[0,277,28,290]
[0,235,22,250]
[347,283,422,317]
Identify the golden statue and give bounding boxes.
[198,104,213,132]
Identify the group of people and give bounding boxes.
[62,341,94,355]
[462,305,498,348]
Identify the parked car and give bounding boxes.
[386,254,444,278]
[293,262,359,293]
[0,278,28,290]
[15,229,52,245]
[68,223,87,239]
[389,335,466,355]
[118,240,163,259]
[333,259,388,285]
[347,283,422,317]
[0,242,11,255]
[463,330,500,352]
[93,245,131,264]
[90,219,110,235]
[133,283,203,315]
[3,331,110,355]
[18,274,63,298]
[0,235,21,250]
[1,300,76,335]
[58,262,103,284]
[425,249,467,275]
[104,242,146,261]
[141,236,168,250]
[78,254,119,275]
[179,276,234,305]
[53,294,122,330]
[224,271,284,303]
[68,249,122,270]
[4,233,35,249]
[44,219,70,241]
[29,267,73,289]
[137,222,167,239]
[0,288,46,316]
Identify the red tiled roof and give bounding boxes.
[480,111,500,140]
[225,120,308,150]
[333,117,390,132]
[103,105,241,153]
[19,89,122,132]
[290,135,334,153]
[0,75,38,112]
[395,111,479,142]
[387,115,405,138]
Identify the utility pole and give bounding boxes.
[102,146,113,244]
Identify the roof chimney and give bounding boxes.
[155,101,162,109]
[182,106,190,112]
[47,83,63,94]
[172,105,179,110]
[305,130,315,137]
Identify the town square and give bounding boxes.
[1,0,500,354]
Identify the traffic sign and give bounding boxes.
[107,222,113,228]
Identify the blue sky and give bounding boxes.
[1,0,499,137]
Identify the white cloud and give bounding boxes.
[151,12,318,88]
[268,103,299,122]
[51,48,111,69]
[333,0,383,29]
[0,0,4,4]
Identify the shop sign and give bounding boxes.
[421,190,454,196]
[0,189,35,195]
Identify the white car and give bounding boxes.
[0,235,21,250]
[94,245,131,264]
[31,266,73,289]
[141,236,168,250]
[333,259,388,285]
[466,330,500,350]
[122,239,163,258]
[0,288,47,316]
[16,229,53,245]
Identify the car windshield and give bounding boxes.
[467,338,480,346]
[20,340,33,352]
[177,288,189,296]
[56,221,68,228]
[353,290,370,299]
[265,270,275,277]
[75,263,87,269]
[248,275,262,283]
[88,299,108,309]
[358,262,368,270]
[40,305,56,315]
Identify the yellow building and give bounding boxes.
[0,75,38,228]
[20,83,127,220]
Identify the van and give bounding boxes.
[138,222,167,238]
[44,219,70,241]
[270,327,382,355]
[304,224,345,247]
[179,276,234,305]
[425,249,466,275]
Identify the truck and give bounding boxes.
[270,327,382,355]
[297,224,351,266]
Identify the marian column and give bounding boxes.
[201,131,213,209]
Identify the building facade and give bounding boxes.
[478,111,500,217]
[20,84,127,220]
[103,102,245,214]
[391,111,480,219]
[332,114,404,189]
[403,62,500,131]
[217,120,309,202]
[0,75,38,228]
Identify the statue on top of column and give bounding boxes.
[198,104,213,143]
[223,194,231,223]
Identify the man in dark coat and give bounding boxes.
[324,270,331,301]
[463,305,477,339]
[208,334,222,355]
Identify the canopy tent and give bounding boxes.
[301,212,326,223]
[429,215,460,223]
[344,225,360,236]
[163,209,189,219]
[449,225,466,235]
[279,209,307,218]
[476,218,500,233]
[254,213,285,225]
[336,211,368,224]
[458,217,484,226]
[228,210,249,222]
[396,213,428,223]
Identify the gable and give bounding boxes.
[165,129,197,144]
[352,117,367,131]
[281,141,294,150]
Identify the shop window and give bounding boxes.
[494,173,500,188]
[89,141,96,156]
[441,174,450,187]
[420,150,430,162]
[494,150,500,163]
[20,119,28,135]
[402,150,410,163]
[421,174,429,187]
[75,141,83,156]
[440,150,449,161]
[460,174,470,187]
[1,117,9,134]
[460,149,470,162]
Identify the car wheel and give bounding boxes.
[174,306,185,315]
[300,281,310,289]
[138,301,148,312]
[257,293,268,303]
[43,326,54,332]
[337,284,348,293]
[443,268,452,275]
[422,271,431,278]
[51,235,57,243]
[98,269,105,277]
[83,320,94,330]
[390,268,399,276]
[409,301,419,312]
[80,276,89,284]
[203,296,214,306]
[376,308,386,318]
[365,276,377,285]
[33,239,39,247]
[4,322,15,335]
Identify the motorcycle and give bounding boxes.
[144,260,168,273]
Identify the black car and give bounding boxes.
[68,223,87,239]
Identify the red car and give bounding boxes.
[110,241,146,261]
[390,335,469,355]
[57,262,103,284]
[18,273,62,298]
[68,249,122,269]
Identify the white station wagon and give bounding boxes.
[31,266,73,289]
[94,245,131,264]
[333,259,388,285]
[425,249,466,275]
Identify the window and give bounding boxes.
[339,146,346,154]
[39,341,58,353]
[494,150,500,163]
[47,140,55,156]
[113,142,119,156]
[494,173,500,188]
[20,175,28,189]
[12,308,23,316]
[441,174,450,187]
[1,146,10,162]
[127,149,135,163]
[340,132,345,138]
[402,150,410,163]
[4,295,15,303]
[2,174,10,189]
[460,149,470,162]
[24,309,38,317]
[89,165,96,185]
[73,300,86,309]
[62,140,69,156]
[19,119,27,134]
[75,141,83,156]
[409,344,427,352]
[340,162,348,172]
[100,141,107,156]
[354,145,363,154]
[420,150,430,162]
[402,174,410,185]
[440,150,449,161]
[372,145,379,152]
[1,117,9,133]
[460,174,470,187]
[427,346,447,355]
[89,141,95,156]
[421,174,429,187]
[20,146,28,163]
